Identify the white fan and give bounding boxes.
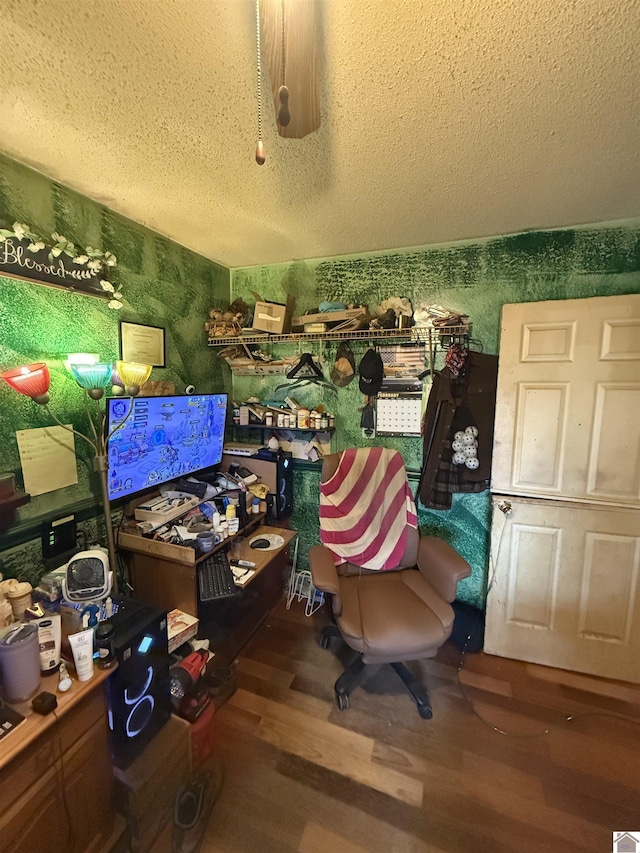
[62,550,112,602]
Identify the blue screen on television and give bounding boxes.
[106,393,228,501]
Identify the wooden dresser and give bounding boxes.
[0,667,125,853]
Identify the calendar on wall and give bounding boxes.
[375,391,423,436]
[374,344,426,436]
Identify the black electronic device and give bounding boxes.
[198,551,237,602]
[106,393,228,502]
[0,700,25,740]
[32,691,58,715]
[227,463,258,485]
[104,596,171,769]
[41,515,77,561]
[175,479,208,498]
[250,538,271,550]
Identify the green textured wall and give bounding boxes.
[0,154,230,583]
[231,223,640,607]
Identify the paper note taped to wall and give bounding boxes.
[16,425,78,496]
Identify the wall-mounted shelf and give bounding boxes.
[230,424,334,437]
[207,325,469,348]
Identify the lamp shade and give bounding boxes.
[115,361,152,396]
[110,365,126,397]
[71,362,113,400]
[64,353,100,374]
[2,363,51,404]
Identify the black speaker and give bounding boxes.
[271,449,293,520]
[104,597,171,768]
[450,601,485,653]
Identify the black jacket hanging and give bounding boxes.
[417,351,498,509]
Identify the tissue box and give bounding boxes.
[167,608,199,653]
[252,301,288,334]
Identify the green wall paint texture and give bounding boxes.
[0,154,230,577]
[232,223,639,607]
[1,151,639,610]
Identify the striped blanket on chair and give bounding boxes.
[319,447,418,570]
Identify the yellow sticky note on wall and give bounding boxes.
[16,425,78,496]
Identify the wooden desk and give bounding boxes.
[0,666,125,853]
[118,511,266,616]
[120,523,297,666]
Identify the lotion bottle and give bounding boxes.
[34,613,62,674]
[68,628,95,682]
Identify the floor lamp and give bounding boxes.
[1,359,151,593]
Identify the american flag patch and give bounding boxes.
[376,345,426,377]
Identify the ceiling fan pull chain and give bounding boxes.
[277,0,291,127]
[255,0,266,164]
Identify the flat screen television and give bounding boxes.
[106,393,228,501]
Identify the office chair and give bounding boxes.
[309,448,471,718]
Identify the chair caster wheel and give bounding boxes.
[336,692,349,711]
[418,704,433,719]
[320,634,331,649]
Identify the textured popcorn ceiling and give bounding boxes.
[0,0,638,268]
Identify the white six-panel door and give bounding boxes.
[485,294,640,682]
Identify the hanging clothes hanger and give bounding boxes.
[285,352,324,378]
[274,350,334,392]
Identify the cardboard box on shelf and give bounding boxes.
[252,301,288,334]
[292,307,366,328]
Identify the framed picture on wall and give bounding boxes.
[119,321,166,367]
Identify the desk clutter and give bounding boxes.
[122,445,292,552]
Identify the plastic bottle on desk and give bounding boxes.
[95,621,116,669]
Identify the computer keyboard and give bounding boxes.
[198,549,238,602]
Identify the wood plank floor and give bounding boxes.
[198,599,640,853]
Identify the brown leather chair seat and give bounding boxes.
[338,570,454,664]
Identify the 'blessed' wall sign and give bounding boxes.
[0,236,110,299]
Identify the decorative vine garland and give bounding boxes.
[0,221,123,309]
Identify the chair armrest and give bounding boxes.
[416,536,471,603]
[309,544,343,616]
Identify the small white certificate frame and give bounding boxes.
[119,321,166,367]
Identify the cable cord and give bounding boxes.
[52,708,76,850]
[456,501,640,738]
[255,0,265,164]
